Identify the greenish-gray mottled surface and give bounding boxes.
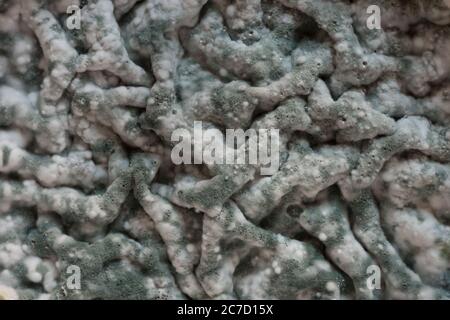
[0,0,449,300]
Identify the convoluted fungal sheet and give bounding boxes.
[0,0,450,300]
